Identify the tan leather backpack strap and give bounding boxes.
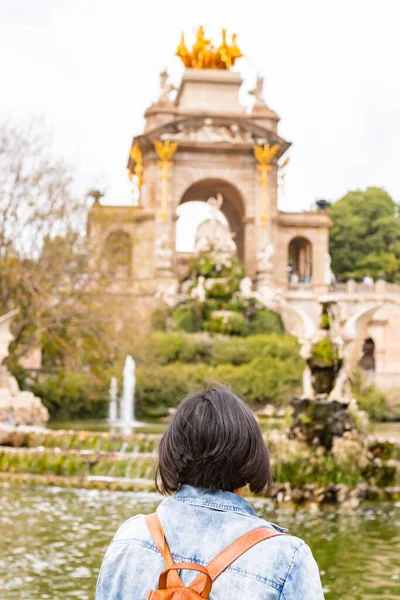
[159,563,212,599]
[145,513,183,588]
[189,527,285,594]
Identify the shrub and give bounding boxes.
[320,311,331,330]
[204,313,249,336]
[311,339,336,366]
[138,332,213,365]
[172,306,203,333]
[26,332,303,420]
[352,370,388,421]
[151,309,168,331]
[207,280,239,301]
[31,372,109,421]
[134,333,303,417]
[248,309,284,335]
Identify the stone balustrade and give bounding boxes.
[287,280,400,296]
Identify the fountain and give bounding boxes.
[108,356,140,435]
[122,355,135,436]
[288,301,380,449]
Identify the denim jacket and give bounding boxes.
[96,486,324,599]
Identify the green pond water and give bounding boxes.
[0,486,399,600]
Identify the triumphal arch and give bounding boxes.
[88,28,400,393]
[89,28,330,312]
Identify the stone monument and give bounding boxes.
[85,26,400,395]
[0,310,49,427]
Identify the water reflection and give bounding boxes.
[0,485,399,599]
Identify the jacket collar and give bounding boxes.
[174,485,258,518]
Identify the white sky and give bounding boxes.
[1,0,400,249]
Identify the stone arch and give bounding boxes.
[177,178,246,261]
[288,236,313,282]
[102,229,132,278]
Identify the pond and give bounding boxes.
[0,485,399,599]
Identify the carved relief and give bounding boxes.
[154,233,173,270]
[161,120,254,145]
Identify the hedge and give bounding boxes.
[18,333,303,420]
[31,372,109,421]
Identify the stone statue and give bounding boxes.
[156,280,179,307]
[0,309,19,365]
[329,303,382,402]
[194,194,237,257]
[249,75,265,106]
[158,69,176,104]
[324,253,336,286]
[87,189,104,205]
[0,310,49,427]
[191,276,206,303]
[239,276,253,298]
[257,238,275,273]
[154,233,173,270]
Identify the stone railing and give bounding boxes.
[287,282,314,291]
[342,279,400,296]
[287,280,400,296]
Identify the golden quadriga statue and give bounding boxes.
[176,26,242,70]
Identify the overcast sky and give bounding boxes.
[1,0,400,248]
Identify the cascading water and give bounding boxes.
[122,356,135,436]
[108,356,141,435]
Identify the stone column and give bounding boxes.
[244,217,257,278]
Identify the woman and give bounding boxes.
[96,384,324,599]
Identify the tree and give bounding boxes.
[328,187,400,282]
[0,119,115,370]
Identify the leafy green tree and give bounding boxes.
[328,187,400,282]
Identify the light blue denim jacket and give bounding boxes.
[96,486,324,599]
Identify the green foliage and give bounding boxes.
[311,339,336,366]
[204,313,249,336]
[352,370,388,421]
[2,430,397,491]
[206,280,239,301]
[151,309,168,332]
[248,309,284,335]
[172,306,203,333]
[134,333,303,417]
[31,372,109,421]
[329,187,400,282]
[189,254,244,280]
[320,311,331,330]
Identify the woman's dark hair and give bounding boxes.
[156,383,271,495]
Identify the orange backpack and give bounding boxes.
[145,513,284,599]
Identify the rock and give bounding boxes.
[0,371,49,428]
[336,484,349,504]
[383,486,400,501]
[258,404,275,417]
[291,488,304,504]
[290,397,358,450]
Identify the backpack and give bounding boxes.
[145,513,285,599]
